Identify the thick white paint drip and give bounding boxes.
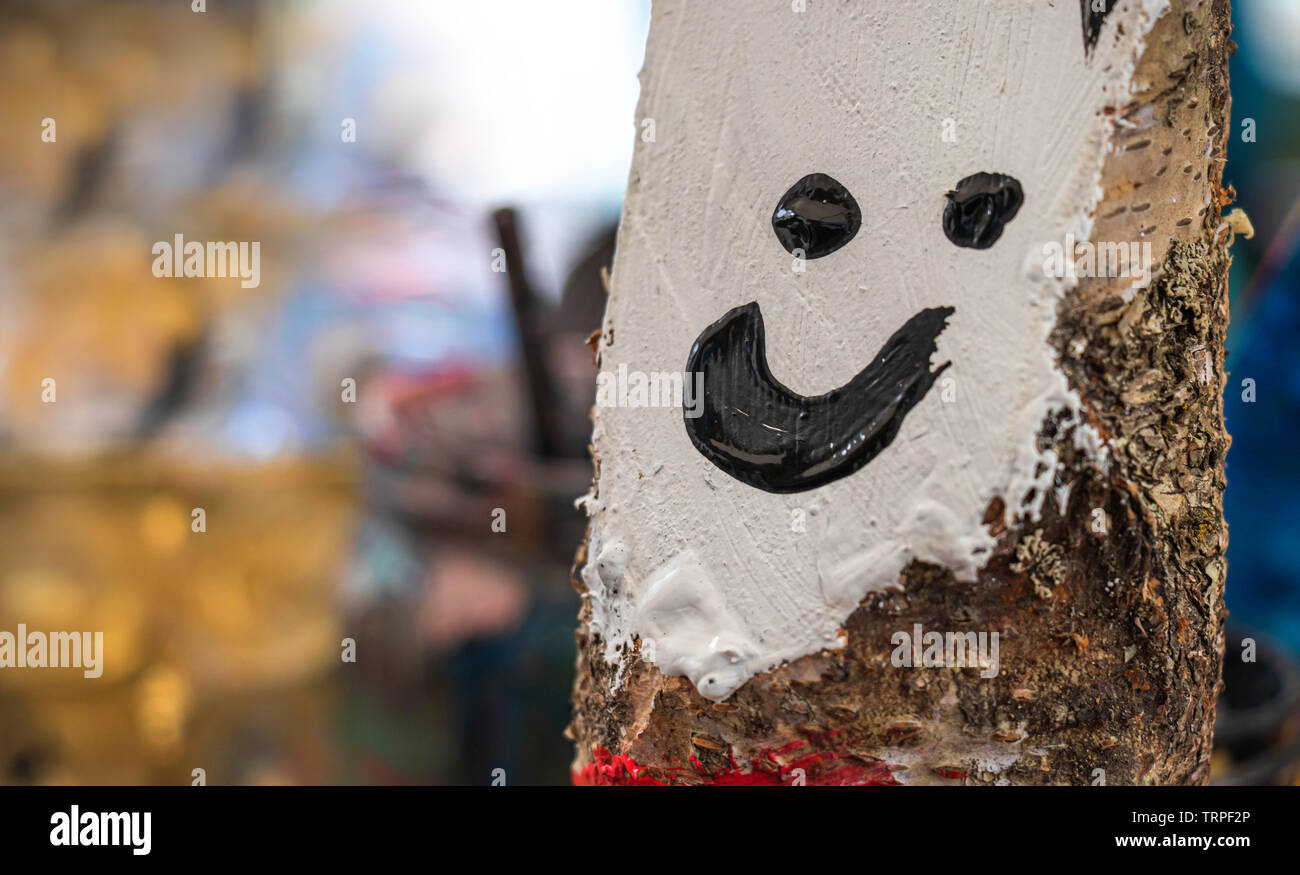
[582,0,1170,701]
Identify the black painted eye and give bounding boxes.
[772,172,861,259]
[942,172,1024,249]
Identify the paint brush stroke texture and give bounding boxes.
[685,302,953,493]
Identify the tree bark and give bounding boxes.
[571,0,1232,786]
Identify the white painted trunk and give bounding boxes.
[585,0,1166,701]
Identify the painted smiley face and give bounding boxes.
[684,171,1022,493]
[580,0,1159,701]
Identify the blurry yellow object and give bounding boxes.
[139,497,189,555]
[136,666,191,758]
[0,546,148,690]
[0,450,358,784]
[3,223,206,446]
[0,4,261,203]
[1209,747,1232,782]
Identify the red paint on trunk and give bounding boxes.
[574,745,667,786]
[574,744,901,786]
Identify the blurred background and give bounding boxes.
[0,0,1295,785]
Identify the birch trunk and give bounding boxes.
[571,0,1232,786]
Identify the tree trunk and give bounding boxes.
[571,0,1232,786]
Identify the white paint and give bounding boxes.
[582,0,1169,700]
[635,552,758,700]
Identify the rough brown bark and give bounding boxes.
[570,0,1233,786]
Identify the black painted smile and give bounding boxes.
[683,302,953,493]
